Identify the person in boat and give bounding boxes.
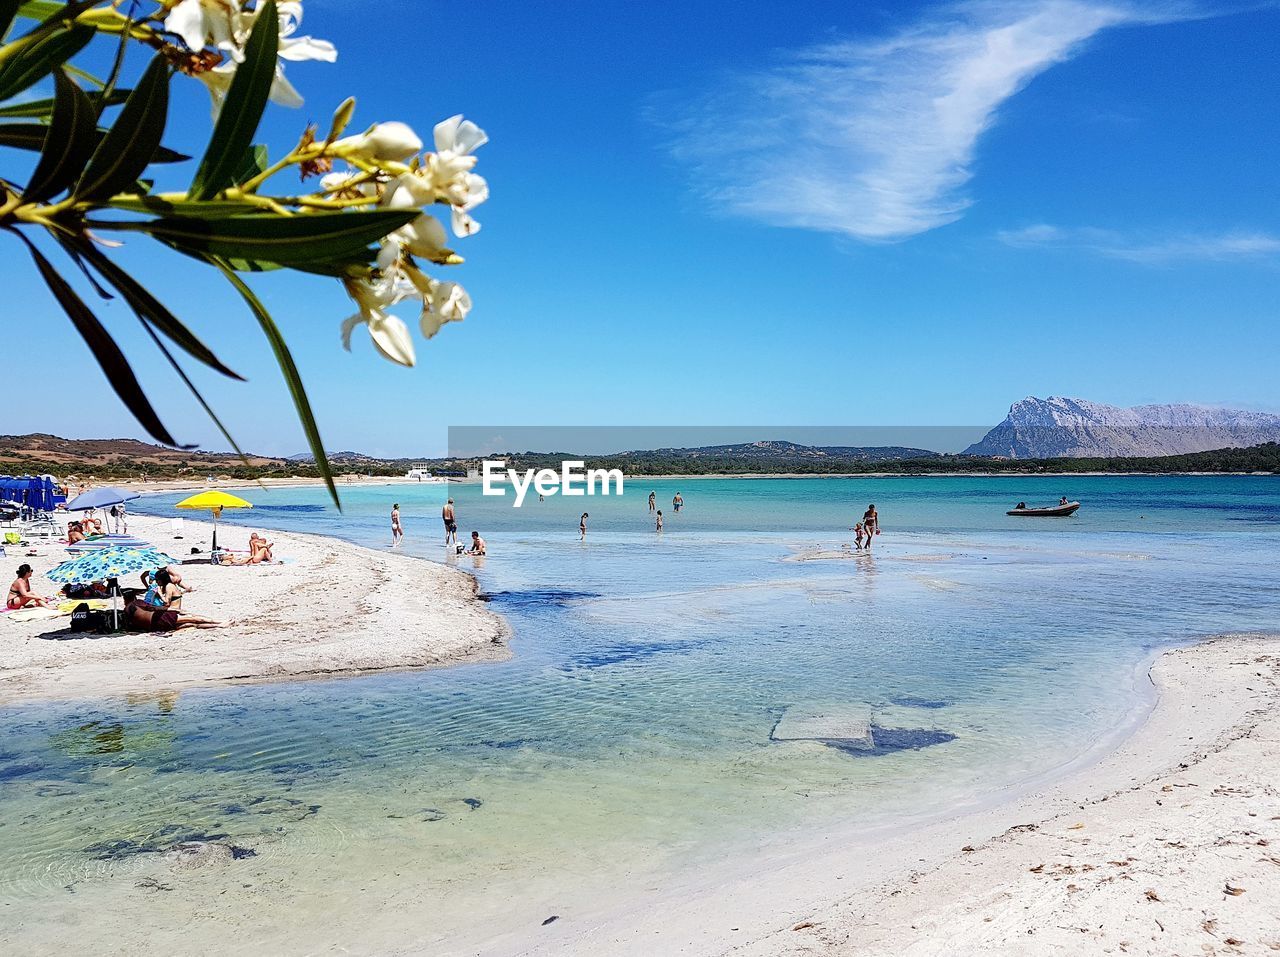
[1059,497,1069,506]
[862,505,879,549]
[1015,502,1027,510]
[7,564,48,609]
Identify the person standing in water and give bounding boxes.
[580,512,589,541]
[390,503,403,547]
[673,492,684,512]
[648,491,656,512]
[442,498,458,547]
[655,510,663,532]
[862,504,879,549]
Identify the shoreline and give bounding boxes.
[522,633,1280,956]
[0,513,510,706]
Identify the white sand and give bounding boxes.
[0,513,509,705]
[529,635,1280,957]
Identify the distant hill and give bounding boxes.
[965,397,1280,459]
[616,440,940,463]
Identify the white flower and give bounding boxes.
[419,279,471,339]
[334,122,423,164]
[276,2,336,64]
[165,0,243,60]
[341,277,417,366]
[434,114,489,157]
[171,0,335,114]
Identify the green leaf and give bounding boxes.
[7,227,187,447]
[23,67,93,201]
[212,258,340,509]
[0,86,128,117]
[76,53,169,200]
[230,143,269,186]
[107,196,275,218]
[188,0,278,201]
[2,1,22,40]
[15,1,60,21]
[88,209,419,266]
[63,236,245,381]
[0,121,189,160]
[0,23,92,102]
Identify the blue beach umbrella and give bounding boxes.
[47,546,178,585]
[47,545,179,632]
[66,487,139,512]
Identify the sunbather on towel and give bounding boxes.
[7,564,48,609]
[230,534,274,565]
[123,600,222,632]
[67,522,86,544]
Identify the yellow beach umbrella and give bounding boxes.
[175,490,252,552]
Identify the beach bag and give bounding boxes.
[69,603,93,632]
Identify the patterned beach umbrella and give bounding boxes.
[47,546,179,585]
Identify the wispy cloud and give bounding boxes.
[663,1,1189,242]
[997,223,1280,262]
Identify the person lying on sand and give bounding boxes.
[124,600,222,632]
[67,521,86,544]
[8,564,48,609]
[468,531,486,555]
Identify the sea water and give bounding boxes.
[1,475,1277,951]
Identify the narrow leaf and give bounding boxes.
[129,294,253,466]
[188,0,278,200]
[0,121,189,161]
[1,0,21,40]
[107,196,273,218]
[229,143,268,186]
[212,258,340,508]
[0,24,92,102]
[77,53,170,200]
[63,236,245,380]
[89,209,419,265]
[0,86,129,117]
[8,228,186,447]
[23,66,93,201]
[14,1,60,20]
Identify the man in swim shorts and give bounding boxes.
[442,499,458,546]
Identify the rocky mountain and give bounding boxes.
[965,397,1280,458]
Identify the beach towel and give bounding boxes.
[7,606,64,622]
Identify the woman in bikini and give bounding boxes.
[7,564,47,609]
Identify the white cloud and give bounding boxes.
[997,223,1280,262]
[663,1,1187,242]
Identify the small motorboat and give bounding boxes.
[1007,501,1081,517]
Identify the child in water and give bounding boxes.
[656,510,663,531]
[854,522,865,550]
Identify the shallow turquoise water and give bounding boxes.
[1,475,1277,946]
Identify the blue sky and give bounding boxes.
[9,0,1279,456]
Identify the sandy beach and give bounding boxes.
[0,512,509,705]
[528,635,1280,957]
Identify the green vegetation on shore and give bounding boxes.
[2,434,1278,481]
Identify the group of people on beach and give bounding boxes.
[389,501,485,555]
